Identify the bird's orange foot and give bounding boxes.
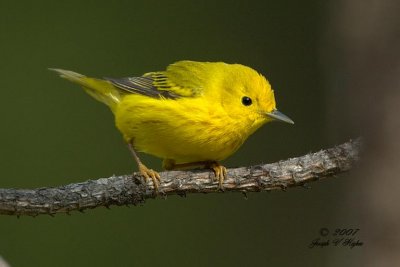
[209,162,227,190]
[138,163,161,191]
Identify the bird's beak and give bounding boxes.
[266,110,294,124]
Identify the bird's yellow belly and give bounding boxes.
[115,96,247,163]
[135,123,244,163]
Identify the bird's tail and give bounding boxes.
[50,68,122,112]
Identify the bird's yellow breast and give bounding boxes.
[115,94,260,163]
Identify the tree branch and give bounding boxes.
[0,138,361,216]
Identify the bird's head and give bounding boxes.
[213,63,294,133]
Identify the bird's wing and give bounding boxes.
[105,74,182,99]
[105,61,209,99]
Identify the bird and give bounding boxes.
[50,61,293,190]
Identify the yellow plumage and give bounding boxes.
[51,61,293,190]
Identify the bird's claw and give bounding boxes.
[138,163,161,191]
[209,162,227,190]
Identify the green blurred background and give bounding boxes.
[0,1,362,266]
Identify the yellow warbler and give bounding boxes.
[51,61,293,190]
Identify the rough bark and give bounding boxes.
[0,138,360,217]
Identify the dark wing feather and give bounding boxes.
[104,75,181,99]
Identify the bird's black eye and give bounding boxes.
[241,96,252,106]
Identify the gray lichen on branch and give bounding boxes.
[0,138,361,217]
